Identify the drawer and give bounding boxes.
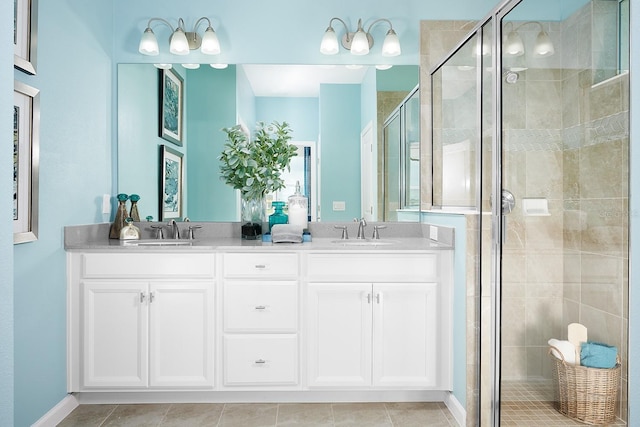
[224,335,298,386]
[306,253,438,282]
[82,253,215,278]
[223,253,298,278]
[224,281,298,332]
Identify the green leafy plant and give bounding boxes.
[219,121,297,200]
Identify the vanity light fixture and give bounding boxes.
[139,17,221,57]
[182,63,200,69]
[320,17,401,57]
[503,21,555,58]
[210,63,229,69]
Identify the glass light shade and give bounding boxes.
[182,63,200,69]
[139,28,159,56]
[169,28,190,55]
[210,63,228,69]
[320,27,339,55]
[376,64,393,70]
[350,29,370,55]
[534,31,555,57]
[153,63,172,69]
[381,29,401,57]
[504,30,524,56]
[201,26,221,55]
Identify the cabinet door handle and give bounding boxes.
[140,292,146,303]
[255,359,266,364]
[254,305,267,310]
[149,292,155,303]
[376,292,382,304]
[367,293,372,304]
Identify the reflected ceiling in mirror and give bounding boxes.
[117,63,419,223]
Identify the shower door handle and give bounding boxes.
[501,190,516,243]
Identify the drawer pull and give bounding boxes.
[140,292,146,303]
[254,305,267,310]
[254,264,267,269]
[255,359,266,364]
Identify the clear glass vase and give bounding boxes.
[240,194,265,239]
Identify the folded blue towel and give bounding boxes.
[580,341,618,369]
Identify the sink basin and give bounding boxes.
[122,239,193,246]
[331,239,397,246]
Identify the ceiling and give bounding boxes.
[240,64,370,98]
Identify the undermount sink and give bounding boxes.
[122,239,193,246]
[330,239,397,246]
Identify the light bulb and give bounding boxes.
[534,30,555,57]
[381,29,401,57]
[320,27,339,55]
[350,28,369,55]
[503,30,524,57]
[139,28,159,56]
[169,28,190,55]
[201,26,221,55]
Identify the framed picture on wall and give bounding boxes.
[14,0,38,75]
[159,68,183,146]
[160,145,183,220]
[13,81,40,244]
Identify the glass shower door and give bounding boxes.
[497,0,630,424]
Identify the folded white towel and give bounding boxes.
[548,338,577,364]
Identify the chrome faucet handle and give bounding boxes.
[372,225,387,240]
[354,217,367,239]
[334,225,349,240]
[187,225,202,240]
[150,225,164,239]
[168,219,180,239]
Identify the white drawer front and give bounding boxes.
[306,253,437,282]
[224,335,298,386]
[224,281,298,332]
[223,253,298,278]
[82,253,215,278]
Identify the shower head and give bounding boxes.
[503,70,519,84]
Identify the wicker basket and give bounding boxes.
[548,346,620,425]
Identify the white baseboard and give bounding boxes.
[31,394,79,427]
[444,392,466,427]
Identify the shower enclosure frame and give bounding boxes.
[430,0,630,425]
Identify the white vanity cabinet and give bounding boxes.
[305,252,451,390]
[221,252,299,387]
[68,252,215,391]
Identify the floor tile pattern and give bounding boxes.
[501,380,626,426]
[57,402,457,427]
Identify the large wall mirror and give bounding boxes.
[117,63,419,222]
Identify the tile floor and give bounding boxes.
[501,380,626,426]
[57,402,458,427]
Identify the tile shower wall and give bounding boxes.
[560,1,629,421]
[502,0,628,421]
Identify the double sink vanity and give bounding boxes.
[65,221,453,403]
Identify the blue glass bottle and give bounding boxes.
[269,201,288,231]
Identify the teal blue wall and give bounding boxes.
[319,84,362,221]
[422,213,468,408]
[117,65,188,221]
[2,0,639,424]
[256,97,319,142]
[187,66,238,221]
[376,65,419,91]
[0,0,14,423]
[12,1,114,425]
[236,65,256,138]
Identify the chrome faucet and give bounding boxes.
[354,217,367,239]
[168,219,180,239]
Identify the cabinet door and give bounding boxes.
[307,283,372,387]
[82,281,148,388]
[149,281,214,388]
[372,283,438,387]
